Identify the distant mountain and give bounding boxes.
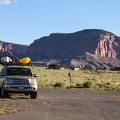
[0,41,29,58]
[26,29,120,69]
[1,29,120,69]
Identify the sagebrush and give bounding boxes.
[0,65,120,91]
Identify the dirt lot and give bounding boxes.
[0,88,120,120]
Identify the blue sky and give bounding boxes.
[0,0,120,45]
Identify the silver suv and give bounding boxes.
[0,65,38,99]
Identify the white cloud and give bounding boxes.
[0,0,17,5]
[0,0,10,5]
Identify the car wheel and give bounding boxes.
[1,87,9,98]
[30,91,37,99]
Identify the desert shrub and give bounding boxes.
[83,81,94,88]
[53,82,64,88]
[93,84,101,90]
[106,82,110,85]
[105,86,120,92]
[66,86,71,89]
[76,83,81,87]
[115,87,120,92]
[1,65,119,91]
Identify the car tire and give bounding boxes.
[30,91,37,99]
[1,87,9,98]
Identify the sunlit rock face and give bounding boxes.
[95,33,117,59]
[0,41,29,58]
[1,29,120,69]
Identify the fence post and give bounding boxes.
[68,68,72,85]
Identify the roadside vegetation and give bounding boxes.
[0,95,27,115]
[0,106,22,115]
[29,65,120,92]
[0,65,120,115]
[0,65,120,92]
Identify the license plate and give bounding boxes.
[19,87,24,89]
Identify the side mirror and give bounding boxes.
[33,74,38,77]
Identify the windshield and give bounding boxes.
[6,68,32,76]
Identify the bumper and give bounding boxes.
[3,84,38,92]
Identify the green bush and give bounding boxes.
[53,82,64,88]
[105,86,120,92]
[83,81,94,88]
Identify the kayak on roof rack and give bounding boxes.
[19,57,31,65]
[0,56,31,65]
[0,56,12,63]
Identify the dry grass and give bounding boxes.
[29,66,120,91]
[0,65,120,91]
[0,106,24,115]
[0,65,119,115]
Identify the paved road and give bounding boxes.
[0,88,120,120]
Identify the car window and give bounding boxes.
[6,68,32,76]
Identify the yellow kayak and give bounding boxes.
[19,57,31,64]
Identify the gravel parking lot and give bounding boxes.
[0,88,120,120]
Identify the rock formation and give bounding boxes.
[95,33,117,59]
[1,29,120,69]
[0,41,29,58]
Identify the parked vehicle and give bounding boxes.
[0,65,38,99]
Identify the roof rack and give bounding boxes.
[0,56,31,66]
